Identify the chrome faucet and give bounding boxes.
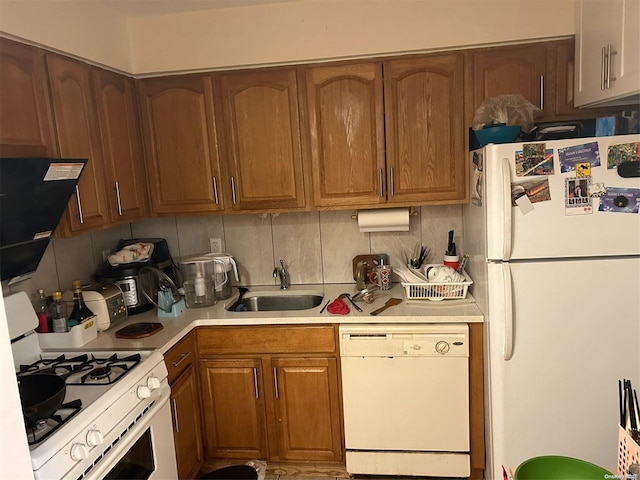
[273,259,289,290]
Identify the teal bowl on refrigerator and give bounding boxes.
[514,455,612,480]
[474,123,521,146]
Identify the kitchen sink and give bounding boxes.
[227,290,324,312]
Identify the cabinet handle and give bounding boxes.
[378,168,384,197]
[253,367,259,399]
[273,367,279,399]
[601,46,607,90]
[231,176,237,205]
[212,176,219,204]
[172,397,179,433]
[75,185,84,224]
[539,75,544,110]
[172,351,191,368]
[606,44,617,89]
[115,181,122,216]
[389,167,395,197]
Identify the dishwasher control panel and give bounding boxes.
[339,323,468,357]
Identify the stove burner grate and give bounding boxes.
[25,399,82,445]
[18,353,142,386]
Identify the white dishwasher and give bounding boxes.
[339,323,470,478]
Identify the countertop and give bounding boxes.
[80,283,483,354]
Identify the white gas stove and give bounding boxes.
[6,291,177,480]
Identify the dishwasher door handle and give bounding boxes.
[347,334,389,339]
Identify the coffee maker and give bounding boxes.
[94,238,179,315]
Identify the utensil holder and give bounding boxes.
[618,426,640,476]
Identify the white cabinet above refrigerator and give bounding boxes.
[575,0,640,107]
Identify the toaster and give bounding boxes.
[78,283,127,331]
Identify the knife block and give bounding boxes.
[618,425,640,476]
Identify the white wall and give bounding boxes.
[0,0,133,72]
[0,0,576,75]
[129,0,576,74]
[0,297,34,480]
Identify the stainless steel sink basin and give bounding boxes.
[227,290,324,312]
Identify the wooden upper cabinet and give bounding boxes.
[46,54,109,234]
[0,39,56,157]
[471,43,547,120]
[216,68,306,212]
[92,68,149,223]
[304,63,386,207]
[384,53,467,204]
[138,74,224,215]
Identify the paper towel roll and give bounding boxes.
[358,208,410,232]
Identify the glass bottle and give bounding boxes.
[34,288,49,333]
[68,280,94,327]
[51,291,68,333]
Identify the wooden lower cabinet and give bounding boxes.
[171,363,205,479]
[199,358,269,459]
[197,326,343,465]
[165,332,204,479]
[272,357,342,462]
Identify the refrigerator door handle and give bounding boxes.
[503,263,514,360]
[501,157,513,260]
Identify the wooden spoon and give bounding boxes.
[369,298,402,316]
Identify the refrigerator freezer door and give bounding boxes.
[485,256,640,478]
[482,134,640,260]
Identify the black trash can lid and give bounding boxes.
[199,465,258,480]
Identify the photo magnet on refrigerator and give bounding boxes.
[565,177,592,215]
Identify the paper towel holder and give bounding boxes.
[351,207,418,220]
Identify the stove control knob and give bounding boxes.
[435,341,450,354]
[137,385,151,399]
[70,443,88,461]
[86,429,104,447]
[147,375,161,390]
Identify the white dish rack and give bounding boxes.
[400,269,473,301]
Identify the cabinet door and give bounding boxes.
[472,44,546,115]
[217,68,306,211]
[272,357,342,462]
[0,39,56,157]
[92,68,149,223]
[552,39,630,119]
[384,53,467,204]
[47,54,109,234]
[199,358,268,459]
[304,63,386,207]
[575,0,640,106]
[138,74,224,214]
[171,364,204,480]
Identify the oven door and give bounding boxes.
[86,387,177,480]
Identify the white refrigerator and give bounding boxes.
[462,134,640,479]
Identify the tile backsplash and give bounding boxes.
[3,206,463,299]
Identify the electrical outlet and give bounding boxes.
[209,238,223,253]
[102,249,111,262]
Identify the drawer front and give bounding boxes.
[197,325,337,356]
[165,332,196,384]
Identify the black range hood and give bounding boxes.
[0,157,87,283]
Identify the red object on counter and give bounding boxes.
[327,298,350,315]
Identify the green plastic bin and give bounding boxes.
[514,455,612,480]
